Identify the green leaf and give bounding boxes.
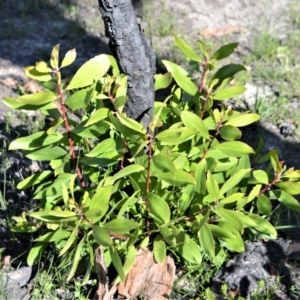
[155,72,172,91]
[195,159,206,195]
[219,168,251,196]
[156,127,199,145]
[206,171,219,200]
[50,44,60,69]
[61,49,76,68]
[253,170,269,184]
[67,54,110,90]
[270,190,300,213]
[35,61,52,73]
[149,193,170,224]
[257,194,272,216]
[85,108,110,127]
[211,64,246,82]
[212,43,238,60]
[24,146,67,161]
[219,125,241,141]
[153,235,167,263]
[85,138,122,158]
[199,224,215,260]
[24,66,52,82]
[247,213,277,238]
[48,211,77,218]
[92,225,113,247]
[59,220,81,257]
[83,208,102,223]
[34,230,70,243]
[275,181,300,195]
[9,131,63,150]
[112,165,145,182]
[213,86,246,100]
[73,120,109,138]
[66,86,94,110]
[178,184,195,214]
[174,36,201,62]
[151,155,176,176]
[270,149,282,174]
[17,170,52,189]
[67,235,86,281]
[181,111,210,139]
[214,141,254,157]
[16,91,57,105]
[172,71,198,96]
[102,219,139,235]
[214,208,244,233]
[27,242,47,266]
[109,247,125,282]
[90,185,112,218]
[162,60,189,76]
[207,224,234,239]
[117,113,146,134]
[177,233,202,264]
[226,113,260,127]
[219,221,244,252]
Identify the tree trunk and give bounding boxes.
[98,0,156,130]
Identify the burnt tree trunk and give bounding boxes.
[98,0,156,130]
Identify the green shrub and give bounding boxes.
[4,37,300,286]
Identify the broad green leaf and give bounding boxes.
[247,184,262,203]
[85,138,122,158]
[179,184,195,214]
[214,141,254,157]
[211,64,246,82]
[102,219,139,235]
[66,86,94,110]
[59,220,81,256]
[174,36,201,62]
[177,233,202,264]
[199,224,215,260]
[207,224,234,239]
[9,131,63,150]
[151,155,176,176]
[67,234,86,281]
[118,193,138,218]
[24,146,67,161]
[85,108,110,126]
[212,43,238,60]
[270,190,300,213]
[34,230,70,243]
[109,247,125,282]
[16,91,57,105]
[149,193,170,224]
[247,213,277,238]
[90,185,112,218]
[162,60,189,76]
[117,113,146,134]
[233,211,258,228]
[219,192,244,204]
[153,235,167,263]
[172,71,198,96]
[275,181,300,195]
[195,159,206,194]
[67,54,110,90]
[156,127,199,145]
[11,223,38,233]
[181,111,210,139]
[219,168,251,196]
[27,242,47,266]
[214,208,243,233]
[213,86,246,100]
[48,211,77,218]
[219,125,241,141]
[83,208,102,222]
[219,221,244,252]
[17,170,52,189]
[35,61,52,73]
[112,165,145,182]
[160,226,176,246]
[257,194,272,216]
[92,225,113,247]
[155,72,172,91]
[206,171,219,200]
[73,120,109,138]
[226,113,260,127]
[50,44,60,69]
[174,169,196,185]
[24,66,52,81]
[61,49,76,68]
[253,170,269,184]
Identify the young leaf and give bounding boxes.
[102,219,139,235]
[219,125,241,141]
[214,141,254,157]
[149,193,170,224]
[35,61,52,73]
[253,170,269,184]
[50,44,60,69]
[174,36,201,62]
[153,235,167,263]
[199,224,215,260]
[212,43,238,61]
[213,86,246,100]
[270,149,283,174]
[155,72,172,91]
[92,225,113,247]
[226,113,260,127]
[67,54,111,90]
[61,49,76,68]
[181,111,210,139]
[16,91,57,105]
[156,127,199,145]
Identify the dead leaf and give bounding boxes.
[200,24,247,38]
[24,79,42,93]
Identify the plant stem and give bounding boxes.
[145,132,153,235]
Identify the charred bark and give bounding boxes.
[98,0,156,130]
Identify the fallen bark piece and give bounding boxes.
[118,249,175,300]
